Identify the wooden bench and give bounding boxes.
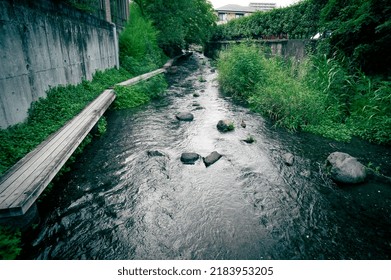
[0,89,116,218]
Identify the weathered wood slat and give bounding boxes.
[0,90,115,217]
[0,91,110,199]
[116,68,166,87]
[0,92,110,196]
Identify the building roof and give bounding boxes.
[215,4,257,13]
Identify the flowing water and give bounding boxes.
[22,53,391,260]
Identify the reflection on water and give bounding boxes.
[23,53,391,260]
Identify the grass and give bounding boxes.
[217,44,391,144]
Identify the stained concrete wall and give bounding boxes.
[204,39,313,61]
[0,0,119,129]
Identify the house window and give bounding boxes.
[218,13,226,21]
[235,13,244,18]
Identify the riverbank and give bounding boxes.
[217,44,391,146]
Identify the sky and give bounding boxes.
[209,0,300,9]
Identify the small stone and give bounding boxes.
[216,120,235,132]
[282,153,295,166]
[193,93,200,97]
[241,120,246,128]
[180,153,200,164]
[176,112,194,121]
[300,170,311,178]
[147,150,165,157]
[203,151,222,167]
[192,106,205,111]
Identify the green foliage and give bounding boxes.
[244,135,256,143]
[217,44,265,99]
[119,3,165,74]
[227,123,235,131]
[347,79,391,144]
[212,0,323,41]
[136,0,217,55]
[198,75,206,83]
[319,0,391,75]
[0,226,21,260]
[97,116,108,136]
[217,44,391,144]
[114,75,167,110]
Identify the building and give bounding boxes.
[249,2,277,12]
[215,2,276,24]
[215,4,257,24]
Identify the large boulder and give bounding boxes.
[180,152,200,164]
[326,152,367,184]
[216,120,234,132]
[203,151,222,167]
[176,112,194,122]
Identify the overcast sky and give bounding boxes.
[209,0,300,9]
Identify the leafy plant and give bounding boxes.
[96,116,108,136]
[114,75,167,110]
[217,44,265,99]
[119,3,166,74]
[244,135,256,143]
[0,226,21,260]
[136,0,217,56]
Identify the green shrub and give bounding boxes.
[217,44,265,99]
[97,116,108,136]
[114,75,167,110]
[119,3,165,74]
[217,43,390,144]
[0,226,21,260]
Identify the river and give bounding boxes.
[21,53,391,260]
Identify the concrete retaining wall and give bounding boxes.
[204,39,314,60]
[0,0,119,128]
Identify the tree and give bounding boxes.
[134,0,217,56]
[319,0,391,75]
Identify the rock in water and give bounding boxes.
[176,112,194,122]
[326,152,367,184]
[180,152,200,164]
[282,153,295,166]
[147,150,165,157]
[241,120,246,128]
[203,151,222,167]
[216,120,234,132]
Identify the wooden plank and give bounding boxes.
[116,68,166,87]
[11,92,114,206]
[0,91,110,200]
[0,90,115,217]
[0,91,113,211]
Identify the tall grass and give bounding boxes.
[217,44,391,144]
